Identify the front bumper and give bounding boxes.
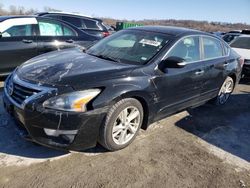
[3,76,108,151]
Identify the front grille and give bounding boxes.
[6,76,41,105]
[11,83,40,105]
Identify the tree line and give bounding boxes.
[1,4,249,32]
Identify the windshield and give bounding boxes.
[86,30,170,64]
[230,37,250,49]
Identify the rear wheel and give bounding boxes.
[214,76,235,105]
[99,98,143,151]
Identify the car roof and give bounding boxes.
[36,12,103,22]
[0,15,36,22]
[128,26,210,37]
[224,33,241,36]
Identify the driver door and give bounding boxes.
[153,36,206,119]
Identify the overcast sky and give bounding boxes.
[1,0,250,24]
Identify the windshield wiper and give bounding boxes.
[87,53,120,63]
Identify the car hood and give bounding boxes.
[232,47,250,60]
[17,48,137,87]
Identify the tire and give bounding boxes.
[213,76,235,105]
[99,98,144,151]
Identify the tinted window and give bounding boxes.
[203,37,223,59]
[87,30,169,64]
[62,16,83,28]
[38,20,63,36]
[63,25,76,36]
[2,25,34,37]
[230,37,250,50]
[167,36,200,63]
[83,19,100,30]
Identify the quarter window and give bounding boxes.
[2,25,34,37]
[83,19,100,30]
[202,37,223,59]
[167,36,201,63]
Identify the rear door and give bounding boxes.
[153,36,206,118]
[200,36,228,100]
[0,18,38,75]
[36,18,79,55]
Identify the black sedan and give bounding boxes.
[3,26,243,151]
[0,16,100,76]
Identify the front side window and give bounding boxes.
[203,37,223,59]
[38,20,63,36]
[167,36,201,63]
[87,30,170,64]
[230,37,250,50]
[2,25,34,37]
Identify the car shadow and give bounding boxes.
[175,93,250,162]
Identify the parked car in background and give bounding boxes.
[0,16,100,76]
[228,30,242,34]
[230,35,250,76]
[37,12,114,38]
[3,26,242,151]
[223,33,241,43]
[212,31,226,38]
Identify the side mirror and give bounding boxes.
[158,56,186,72]
[0,32,2,38]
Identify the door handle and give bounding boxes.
[195,70,204,75]
[22,39,33,43]
[66,39,74,43]
[223,62,229,67]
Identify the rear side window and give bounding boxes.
[2,25,35,37]
[167,36,201,63]
[202,37,223,59]
[230,37,250,50]
[38,20,63,36]
[83,19,100,30]
[62,16,83,28]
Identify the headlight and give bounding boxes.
[43,89,101,112]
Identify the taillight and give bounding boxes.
[102,32,110,37]
[239,57,244,68]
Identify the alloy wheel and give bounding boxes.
[112,106,141,145]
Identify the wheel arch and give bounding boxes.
[110,91,152,130]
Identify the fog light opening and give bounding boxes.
[44,128,78,137]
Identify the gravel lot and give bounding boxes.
[0,79,250,188]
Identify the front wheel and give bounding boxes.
[99,98,144,151]
[213,76,235,105]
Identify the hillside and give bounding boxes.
[102,18,250,32]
